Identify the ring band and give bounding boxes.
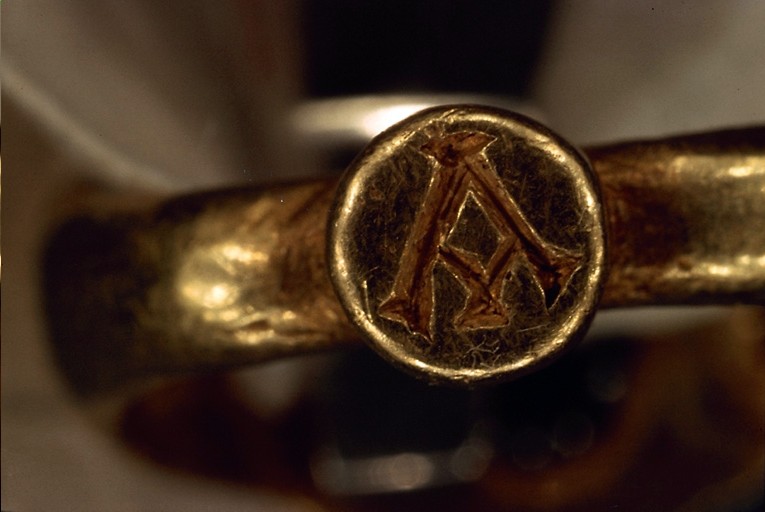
[44,106,765,394]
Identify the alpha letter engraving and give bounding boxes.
[378,131,581,341]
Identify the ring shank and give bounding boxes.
[594,128,765,306]
[45,180,358,396]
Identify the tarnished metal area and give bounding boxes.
[45,181,358,395]
[593,129,765,306]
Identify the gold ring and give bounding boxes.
[44,105,765,395]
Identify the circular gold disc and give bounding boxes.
[329,106,606,384]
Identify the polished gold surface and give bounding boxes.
[329,107,605,384]
[44,106,765,393]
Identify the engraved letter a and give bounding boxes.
[378,131,581,342]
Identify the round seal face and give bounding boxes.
[329,106,605,384]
